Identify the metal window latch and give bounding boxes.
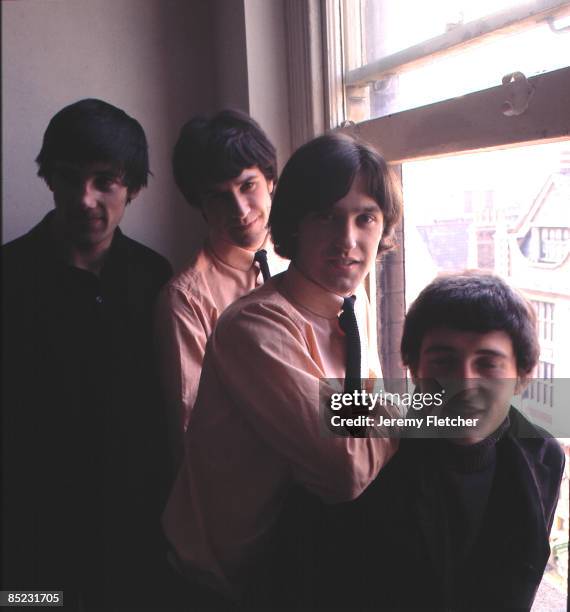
[340,119,361,136]
[501,71,534,117]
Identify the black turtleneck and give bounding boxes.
[437,417,510,563]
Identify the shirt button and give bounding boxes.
[95,295,104,304]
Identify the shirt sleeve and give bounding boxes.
[207,301,397,503]
[154,284,213,432]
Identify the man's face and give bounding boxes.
[413,327,519,444]
[294,172,384,296]
[201,166,273,250]
[50,161,134,251]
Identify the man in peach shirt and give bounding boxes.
[162,133,403,609]
[155,111,287,442]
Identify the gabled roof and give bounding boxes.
[510,172,570,239]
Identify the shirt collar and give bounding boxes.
[207,232,269,272]
[280,264,344,319]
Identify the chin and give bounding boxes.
[73,231,99,245]
[240,235,266,250]
[232,236,258,249]
[332,275,363,296]
[324,280,359,297]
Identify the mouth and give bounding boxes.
[444,402,486,418]
[443,390,487,417]
[71,215,105,229]
[231,216,259,232]
[328,258,360,270]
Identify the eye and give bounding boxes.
[54,167,80,187]
[94,176,117,191]
[358,213,377,225]
[204,191,226,205]
[241,180,256,193]
[477,358,501,372]
[428,356,455,370]
[314,211,333,223]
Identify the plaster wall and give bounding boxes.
[2,0,215,270]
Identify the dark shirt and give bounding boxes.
[313,408,564,611]
[1,212,173,606]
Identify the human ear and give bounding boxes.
[409,366,419,388]
[127,188,141,205]
[514,374,529,395]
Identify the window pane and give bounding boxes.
[403,140,570,309]
[345,0,570,121]
[358,0,565,64]
[402,140,570,607]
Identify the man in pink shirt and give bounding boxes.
[155,111,286,446]
[162,133,403,609]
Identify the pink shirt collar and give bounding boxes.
[207,232,270,272]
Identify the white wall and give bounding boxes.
[2,0,215,270]
[244,0,291,172]
[212,0,292,172]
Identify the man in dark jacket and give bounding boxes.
[1,99,172,610]
[319,272,564,611]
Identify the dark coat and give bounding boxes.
[1,213,173,605]
[315,408,564,611]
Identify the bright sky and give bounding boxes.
[403,141,570,223]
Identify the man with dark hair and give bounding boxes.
[401,272,540,385]
[162,133,402,608]
[2,98,172,609]
[320,272,564,611]
[155,109,287,435]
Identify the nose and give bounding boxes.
[333,219,357,252]
[228,191,250,220]
[80,179,98,209]
[458,361,480,383]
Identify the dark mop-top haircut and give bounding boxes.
[36,98,149,195]
[172,109,277,209]
[269,132,402,260]
[401,272,540,380]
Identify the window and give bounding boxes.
[539,227,570,262]
[323,0,570,607]
[340,0,570,122]
[524,360,555,410]
[323,0,570,375]
[532,299,555,343]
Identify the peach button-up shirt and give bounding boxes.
[155,234,287,431]
[162,265,396,598]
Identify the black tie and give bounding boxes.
[338,296,367,436]
[254,249,271,282]
[339,295,361,393]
